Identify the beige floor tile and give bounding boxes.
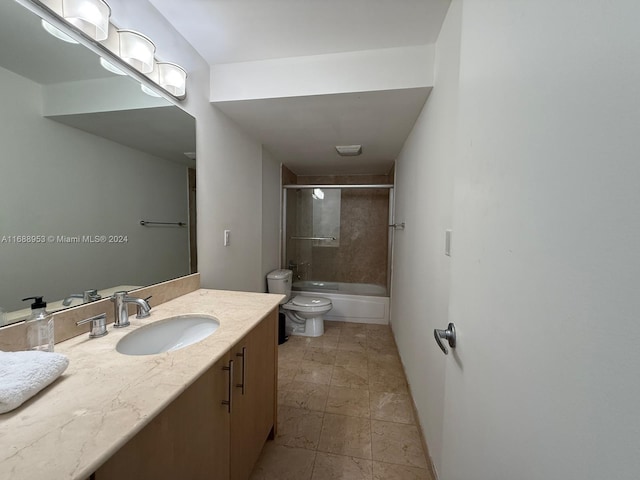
[279,381,330,411]
[340,329,368,343]
[256,323,432,479]
[250,443,316,480]
[318,413,372,460]
[367,353,402,370]
[337,339,367,354]
[304,347,338,365]
[325,386,370,418]
[366,339,398,355]
[306,335,340,349]
[368,374,409,394]
[331,364,369,389]
[295,361,334,385]
[370,391,415,424]
[311,452,373,480]
[371,420,427,469]
[279,364,301,381]
[366,329,394,340]
[275,405,324,450]
[335,351,368,369]
[323,322,343,336]
[279,346,306,364]
[341,323,368,334]
[372,461,433,480]
[286,335,312,349]
[365,324,392,333]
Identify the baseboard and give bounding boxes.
[389,323,439,480]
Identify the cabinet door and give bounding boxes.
[229,309,277,480]
[95,353,231,480]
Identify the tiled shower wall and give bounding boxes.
[284,170,393,289]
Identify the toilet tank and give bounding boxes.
[267,269,292,303]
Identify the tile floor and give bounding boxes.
[250,321,434,480]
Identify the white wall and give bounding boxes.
[390,0,462,473]
[402,0,640,479]
[210,45,435,101]
[107,0,278,293]
[260,148,281,291]
[0,66,189,312]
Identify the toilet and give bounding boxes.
[267,269,332,337]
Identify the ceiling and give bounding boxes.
[150,0,451,175]
[215,88,431,175]
[149,0,451,65]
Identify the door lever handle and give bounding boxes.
[434,323,456,355]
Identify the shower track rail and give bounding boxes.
[283,184,394,189]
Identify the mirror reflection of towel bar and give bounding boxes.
[290,236,336,241]
[140,220,186,227]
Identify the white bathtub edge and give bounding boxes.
[295,290,390,326]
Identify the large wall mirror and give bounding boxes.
[0,1,196,326]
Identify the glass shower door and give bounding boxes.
[283,186,391,296]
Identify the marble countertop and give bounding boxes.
[0,289,283,480]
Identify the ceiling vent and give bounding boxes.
[335,145,362,156]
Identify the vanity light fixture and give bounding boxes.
[41,20,78,44]
[335,145,363,156]
[156,62,187,97]
[40,0,111,41]
[112,29,156,74]
[141,61,187,98]
[99,57,125,75]
[140,84,162,98]
[140,61,165,97]
[22,0,188,100]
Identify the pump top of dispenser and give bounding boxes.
[22,296,47,309]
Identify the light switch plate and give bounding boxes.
[224,229,230,246]
[445,229,452,256]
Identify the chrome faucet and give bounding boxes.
[62,289,102,306]
[76,313,108,338]
[111,291,151,328]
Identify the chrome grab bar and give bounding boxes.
[290,236,336,241]
[140,220,186,227]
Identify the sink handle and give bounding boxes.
[76,313,108,338]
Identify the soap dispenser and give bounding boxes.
[22,296,54,352]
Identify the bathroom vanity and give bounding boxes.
[0,289,282,480]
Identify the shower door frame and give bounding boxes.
[281,184,396,295]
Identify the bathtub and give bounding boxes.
[292,281,389,325]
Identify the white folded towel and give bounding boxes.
[0,350,69,414]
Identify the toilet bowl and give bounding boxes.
[267,270,332,338]
[281,295,332,337]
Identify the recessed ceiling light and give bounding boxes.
[335,145,362,156]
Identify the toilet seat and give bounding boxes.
[282,295,332,313]
[292,296,331,307]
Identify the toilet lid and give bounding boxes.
[291,296,331,307]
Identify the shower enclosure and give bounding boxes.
[282,184,394,310]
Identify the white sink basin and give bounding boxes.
[116,315,220,356]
